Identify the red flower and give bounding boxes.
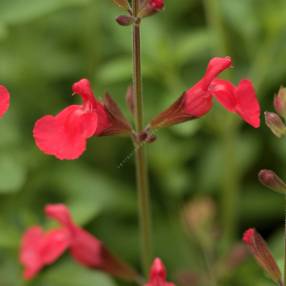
[145,258,175,286]
[0,85,10,118]
[151,57,260,128]
[20,204,137,280]
[184,57,232,117]
[33,79,110,160]
[210,79,260,128]
[151,57,232,128]
[149,0,164,11]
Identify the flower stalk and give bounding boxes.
[132,0,152,274]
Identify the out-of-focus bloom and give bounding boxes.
[0,85,10,118]
[273,87,286,119]
[20,204,137,281]
[138,0,164,18]
[145,258,175,286]
[148,0,164,11]
[33,79,130,160]
[243,228,282,285]
[150,57,261,129]
[258,169,286,194]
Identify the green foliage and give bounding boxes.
[0,0,285,285]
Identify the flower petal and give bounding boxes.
[72,79,110,135]
[20,226,70,280]
[41,229,70,264]
[20,227,45,280]
[235,80,260,128]
[0,85,10,118]
[201,57,232,89]
[45,204,74,229]
[210,79,236,112]
[145,258,175,286]
[184,86,213,117]
[33,105,98,160]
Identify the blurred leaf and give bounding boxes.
[0,0,91,25]
[52,164,136,225]
[176,30,212,64]
[0,153,26,193]
[40,262,117,286]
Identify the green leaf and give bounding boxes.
[0,153,26,194]
[0,0,91,25]
[39,262,117,286]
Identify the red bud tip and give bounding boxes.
[243,228,255,245]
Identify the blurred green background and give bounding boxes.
[0,0,286,285]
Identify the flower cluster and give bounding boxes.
[16,1,265,284]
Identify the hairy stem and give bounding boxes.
[132,0,152,275]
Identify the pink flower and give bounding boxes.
[0,85,10,118]
[151,57,260,128]
[33,79,110,160]
[145,258,175,286]
[20,204,137,280]
[149,0,164,11]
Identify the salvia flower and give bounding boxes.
[33,79,130,160]
[243,228,282,285]
[258,169,286,194]
[145,258,175,286]
[20,204,137,281]
[0,85,10,118]
[151,57,260,129]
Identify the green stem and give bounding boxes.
[132,0,152,275]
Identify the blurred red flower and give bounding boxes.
[145,258,175,286]
[0,85,10,118]
[33,79,110,160]
[20,204,137,280]
[149,0,164,11]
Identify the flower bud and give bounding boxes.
[264,111,286,138]
[116,15,135,26]
[258,169,286,194]
[274,87,286,119]
[243,228,282,285]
